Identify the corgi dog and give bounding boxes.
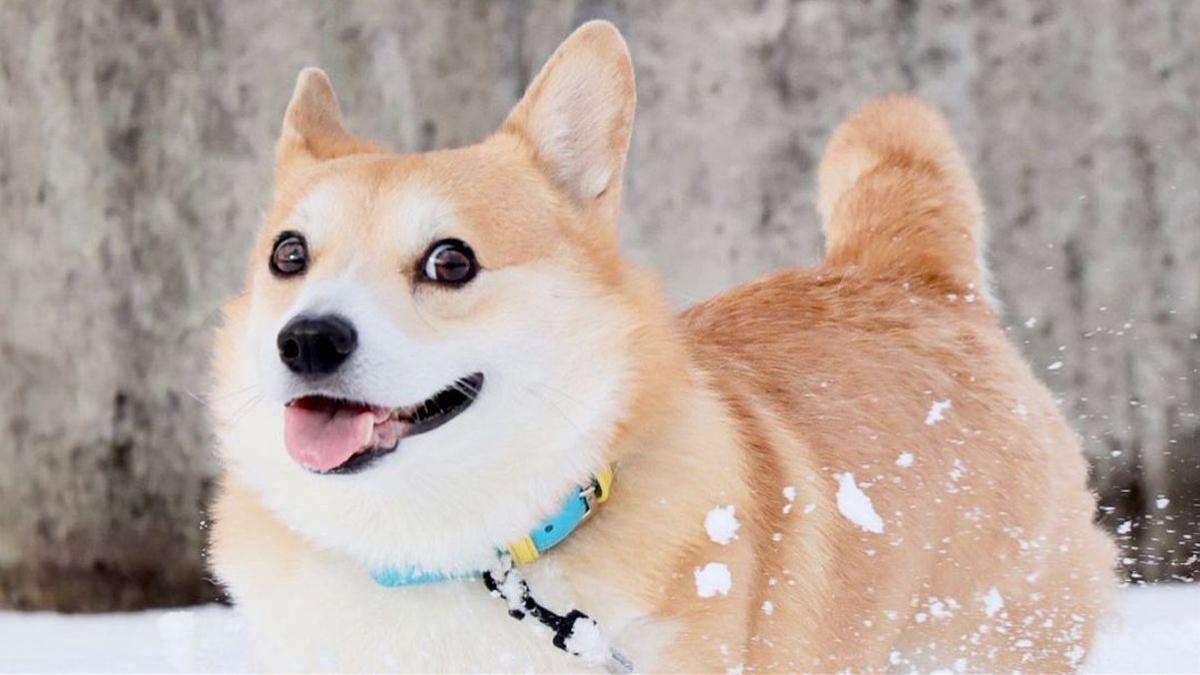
[209,21,1115,673]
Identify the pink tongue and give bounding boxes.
[284,400,377,472]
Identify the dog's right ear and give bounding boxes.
[275,68,378,180]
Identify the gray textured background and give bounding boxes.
[1,0,1197,611]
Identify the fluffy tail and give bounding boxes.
[817,96,986,291]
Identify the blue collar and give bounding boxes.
[371,468,614,587]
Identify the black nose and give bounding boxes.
[277,314,358,376]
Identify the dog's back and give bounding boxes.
[675,98,1116,671]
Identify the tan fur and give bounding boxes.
[210,21,1115,673]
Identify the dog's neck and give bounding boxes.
[521,355,746,668]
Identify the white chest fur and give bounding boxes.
[224,544,668,672]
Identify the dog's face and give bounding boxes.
[213,24,644,571]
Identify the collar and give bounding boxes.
[371,467,614,587]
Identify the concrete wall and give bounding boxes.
[1,0,1197,609]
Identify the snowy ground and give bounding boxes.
[1,584,1197,672]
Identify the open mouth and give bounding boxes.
[283,373,484,474]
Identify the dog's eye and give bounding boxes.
[421,239,478,286]
[270,232,308,277]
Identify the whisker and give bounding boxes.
[228,393,265,426]
[525,380,589,410]
[191,382,260,406]
[410,299,436,332]
[184,388,214,410]
[517,383,583,433]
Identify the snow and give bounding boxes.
[982,587,1004,617]
[926,596,955,619]
[489,564,528,617]
[781,486,796,514]
[835,472,884,534]
[895,452,914,468]
[948,459,966,483]
[693,562,732,598]
[704,505,740,545]
[561,615,610,665]
[1,585,1197,672]
[1083,583,1200,673]
[925,399,951,425]
[0,605,249,673]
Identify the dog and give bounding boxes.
[208,21,1116,673]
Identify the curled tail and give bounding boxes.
[817,96,987,292]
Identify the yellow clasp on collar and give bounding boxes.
[506,467,614,565]
[593,466,614,504]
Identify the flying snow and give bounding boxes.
[896,452,914,468]
[983,587,1004,617]
[925,399,952,425]
[835,472,884,533]
[705,505,740,545]
[782,485,796,514]
[694,562,732,598]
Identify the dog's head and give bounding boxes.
[212,23,661,571]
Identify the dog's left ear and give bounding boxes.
[275,68,379,181]
[499,21,636,224]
